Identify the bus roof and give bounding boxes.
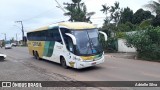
[28,22,96,33]
[59,22,96,29]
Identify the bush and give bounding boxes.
[152,15,160,27]
[125,26,160,61]
[117,22,137,32]
[116,32,126,38]
[100,35,118,52]
[139,19,152,29]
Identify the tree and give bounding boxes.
[64,0,95,22]
[152,15,160,26]
[101,23,118,37]
[10,37,14,43]
[118,22,136,32]
[132,9,154,24]
[140,19,152,29]
[125,26,160,60]
[144,0,160,15]
[119,7,133,24]
[101,2,121,26]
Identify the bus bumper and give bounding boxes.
[76,56,105,69]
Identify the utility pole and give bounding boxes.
[15,21,25,45]
[1,33,6,41]
[4,33,6,41]
[15,21,24,41]
[16,33,18,41]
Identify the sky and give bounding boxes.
[0,0,151,40]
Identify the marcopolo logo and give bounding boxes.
[2,82,11,87]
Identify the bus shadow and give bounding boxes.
[70,66,104,72]
[32,58,104,72]
[0,60,6,62]
[34,58,62,67]
[0,58,8,62]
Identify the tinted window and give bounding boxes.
[60,28,70,41]
[27,27,62,43]
[60,28,74,52]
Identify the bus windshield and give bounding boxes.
[72,29,103,56]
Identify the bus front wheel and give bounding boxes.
[60,57,68,69]
[0,56,4,61]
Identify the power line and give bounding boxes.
[54,0,66,13]
[20,0,66,22]
[21,8,55,22]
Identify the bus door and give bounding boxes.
[60,28,76,67]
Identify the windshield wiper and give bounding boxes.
[85,30,94,54]
[86,31,102,54]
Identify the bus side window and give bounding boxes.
[47,28,63,43]
[66,36,74,53]
[60,28,74,53]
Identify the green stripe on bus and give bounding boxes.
[43,41,55,57]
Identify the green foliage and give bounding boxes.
[101,23,117,36]
[101,2,121,26]
[144,0,160,15]
[64,0,95,22]
[139,19,152,29]
[10,37,14,43]
[152,15,160,27]
[1,40,5,47]
[101,4,154,35]
[119,7,133,24]
[116,32,126,38]
[132,9,154,24]
[125,26,160,61]
[117,24,130,32]
[100,34,118,52]
[117,22,137,32]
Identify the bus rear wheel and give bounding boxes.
[60,57,68,69]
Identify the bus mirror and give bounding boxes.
[99,31,108,41]
[65,33,77,45]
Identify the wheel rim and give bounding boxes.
[34,51,37,59]
[35,52,40,60]
[34,51,38,59]
[62,59,65,67]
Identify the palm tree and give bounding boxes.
[101,4,110,14]
[72,0,81,3]
[145,0,160,15]
[101,2,121,26]
[64,0,95,22]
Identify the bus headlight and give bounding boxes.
[77,58,82,61]
[73,56,82,61]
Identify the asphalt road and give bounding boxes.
[0,47,160,90]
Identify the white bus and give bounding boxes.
[27,22,107,69]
